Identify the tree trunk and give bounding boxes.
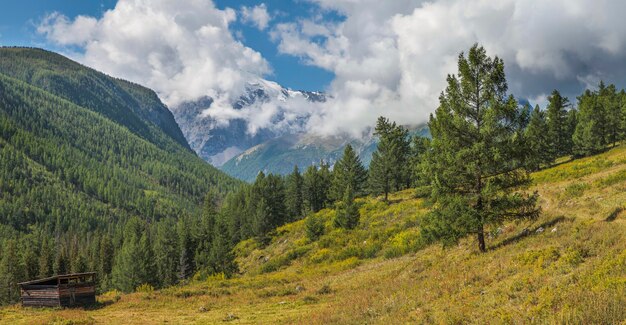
[477,229,486,252]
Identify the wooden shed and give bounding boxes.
[18,272,97,307]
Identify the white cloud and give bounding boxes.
[272,0,626,135]
[38,0,270,108]
[241,3,271,30]
[38,12,97,45]
[38,0,626,139]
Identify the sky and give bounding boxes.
[2,0,626,137]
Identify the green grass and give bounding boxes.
[2,145,626,324]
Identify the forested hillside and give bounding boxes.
[0,49,242,303]
[0,47,190,151]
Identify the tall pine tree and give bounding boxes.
[525,105,552,170]
[425,44,538,252]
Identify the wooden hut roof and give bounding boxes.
[18,272,97,286]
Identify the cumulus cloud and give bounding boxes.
[38,0,626,139]
[38,12,97,45]
[272,0,626,136]
[38,0,270,108]
[240,3,271,30]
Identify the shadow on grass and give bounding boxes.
[491,216,567,250]
[605,207,624,222]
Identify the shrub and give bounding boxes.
[563,183,589,199]
[305,214,325,241]
[135,283,154,294]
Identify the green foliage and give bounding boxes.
[369,117,411,200]
[546,90,572,158]
[303,164,331,213]
[330,144,368,200]
[525,105,552,170]
[305,214,325,241]
[333,187,360,230]
[285,165,304,221]
[112,217,155,293]
[425,44,538,252]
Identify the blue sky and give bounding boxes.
[0,0,335,91]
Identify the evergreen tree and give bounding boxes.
[21,244,39,281]
[369,117,411,200]
[410,136,431,187]
[154,218,179,287]
[330,144,368,201]
[305,214,325,241]
[38,239,54,278]
[546,90,570,158]
[425,44,538,252]
[177,217,194,282]
[285,165,304,221]
[112,217,155,292]
[207,216,237,276]
[525,105,552,170]
[573,89,605,156]
[303,164,331,213]
[602,83,621,147]
[53,248,69,275]
[333,186,360,230]
[195,190,219,270]
[0,240,24,304]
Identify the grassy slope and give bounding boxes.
[2,146,626,324]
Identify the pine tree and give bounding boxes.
[330,144,368,201]
[602,83,621,147]
[195,190,219,270]
[303,164,331,213]
[573,89,605,156]
[0,240,24,304]
[425,44,539,252]
[525,105,552,170]
[546,90,570,158]
[207,216,237,276]
[410,136,431,188]
[154,218,179,287]
[285,165,304,221]
[369,117,411,200]
[112,217,155,292]
[333,186,360,230]
[53,248,69,275]
[177,217,194,282]
[38,239,53,278]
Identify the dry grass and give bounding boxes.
[2,146,626,324]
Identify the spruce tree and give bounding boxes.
[207,216,237,276]
[285,165,304,221]
[573,89,605,156]
[154,218,179,287]
[331,144,368,201]
[425,44,538,252]
[112,217,155,292]
[333,186,360,230]
[303,164,331,212]
[177,217,194,282]
[546,90,570,158]
[195,190,219,270]
[0,240,24,304]
[525,105,552,170]
[369,117,411,200]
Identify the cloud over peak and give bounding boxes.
[39,0,626,137]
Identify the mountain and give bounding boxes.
[0,47,190,151]
[172,79,325,167]
[221,125,430,182]
[0,47,241,232]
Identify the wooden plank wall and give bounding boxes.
[20,285,60,307]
